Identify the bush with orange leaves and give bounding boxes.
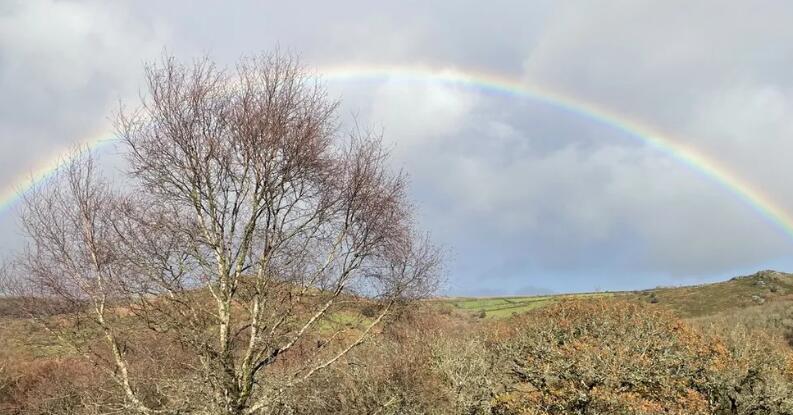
[492,299,793,415]
[695,312,793,414]
[0,357,115,414]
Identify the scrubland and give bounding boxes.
[3,271,793,414]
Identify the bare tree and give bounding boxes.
[6,52,440,415]
[6,153,158,413]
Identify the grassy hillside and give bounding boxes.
[6,270,793,325]
[625,269,793,317]
[440,270,793,319]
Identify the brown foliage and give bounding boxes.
[3,297,793,414]
[270,306,491,414]
[492,299,793,415]
[0,357,106,414]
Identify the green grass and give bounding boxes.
[441,270,793,320]
[624,270,793,318]
[441,292,612,319]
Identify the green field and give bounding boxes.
[442,292,611,318]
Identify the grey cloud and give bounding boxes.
[0,0,165,250]
[2,1,793,295]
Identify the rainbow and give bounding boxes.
[319,64,793,242]
[1,64,791,243]
[0,135,116,215]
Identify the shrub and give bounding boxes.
[695,311,793,414]
[0,357,108,414]
[431,335,495,414]
[709,327,793,414]
[493,300,728,414]
[272,310,452,414]
[360,304,380,318]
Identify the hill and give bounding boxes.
[3,269,793,413]
[441,269,793,319]
[625,269,793,317]
[6,270,793,324]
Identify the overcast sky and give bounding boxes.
[2,0,793,295]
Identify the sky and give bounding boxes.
[2,0,793,295]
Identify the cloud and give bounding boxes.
[0,0,165,249]
[0,1,164,127]
[498,1,793,284]
[368,79,478,157]
[2,1,793,294]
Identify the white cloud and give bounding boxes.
[368,79,478,157]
